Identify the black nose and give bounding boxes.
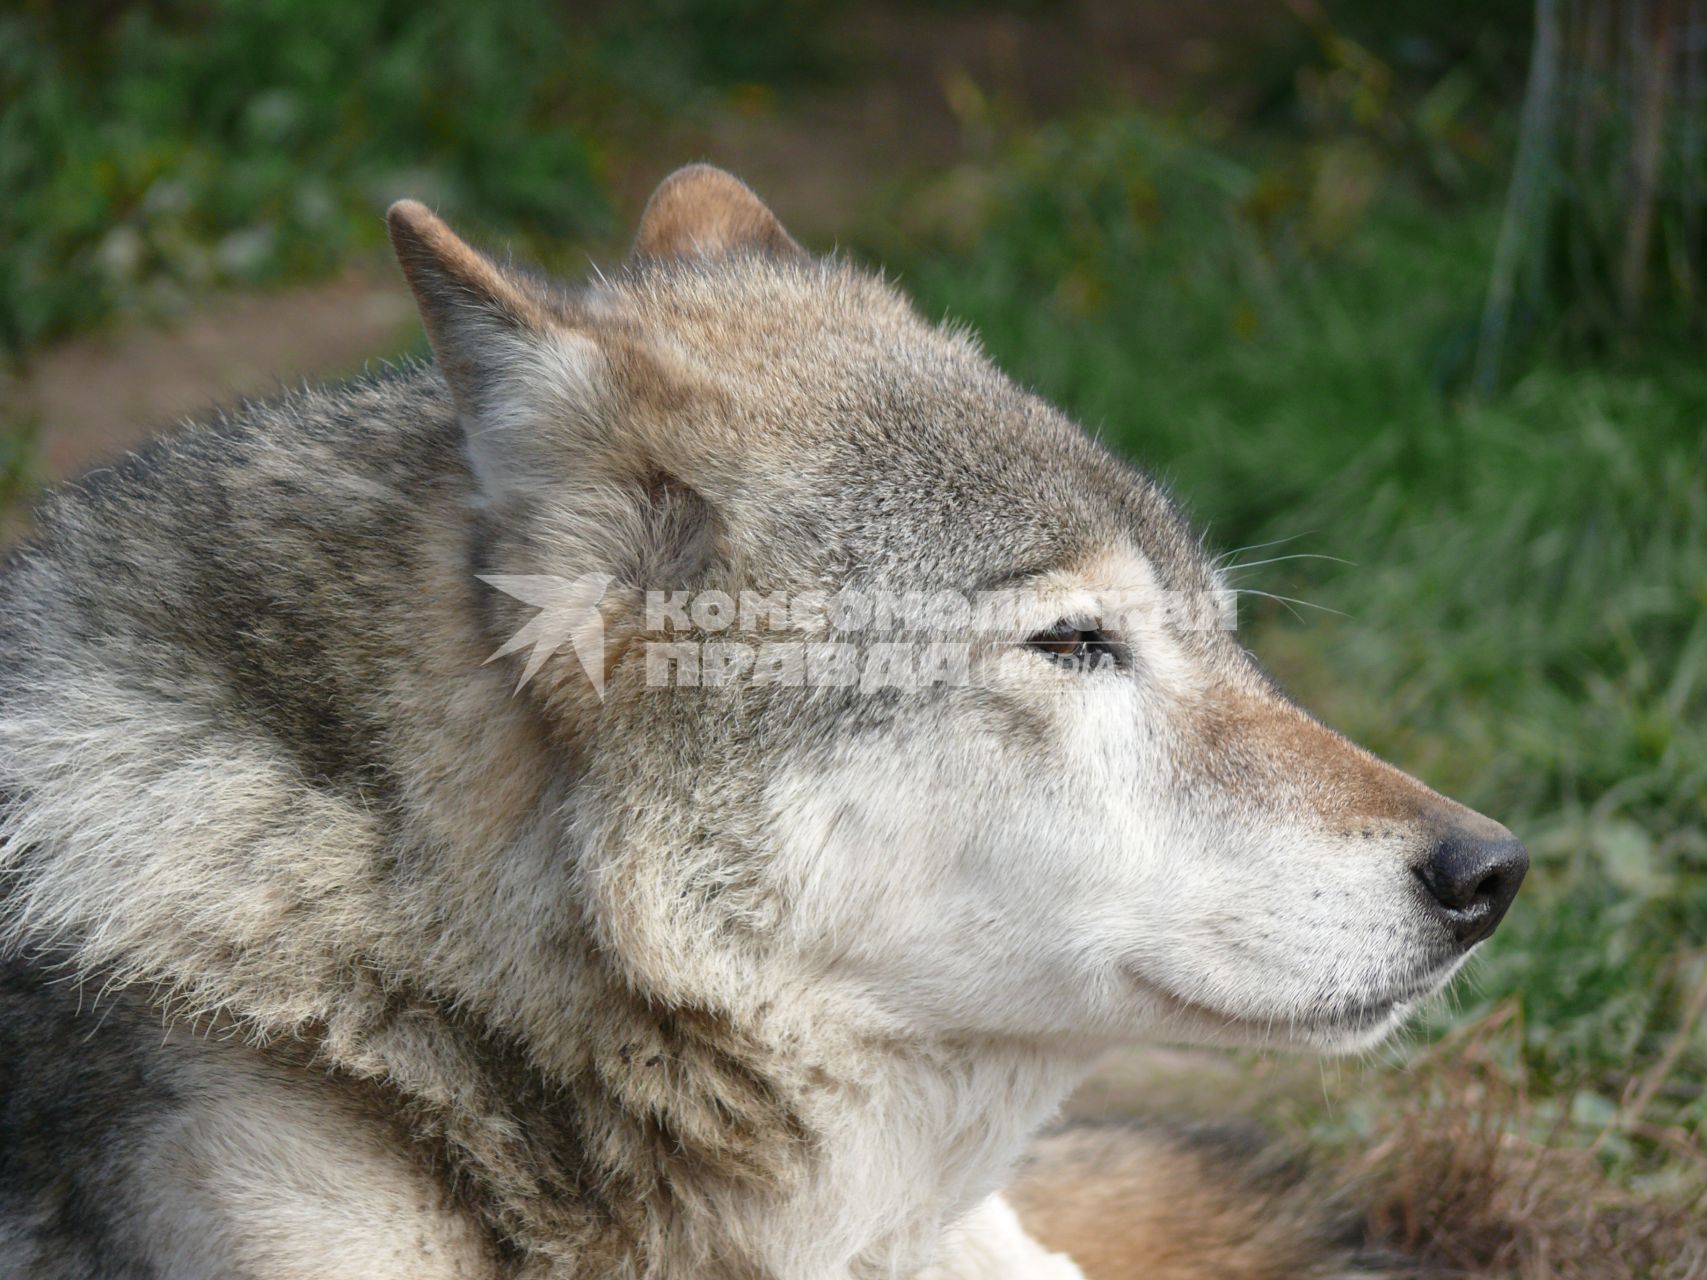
[1415,829,1528,948]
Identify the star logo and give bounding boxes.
[479,572,617,698]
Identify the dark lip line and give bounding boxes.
[1319,997,1405,1030]
[1129,965,1447,1037]
[1299,972,1455,1032]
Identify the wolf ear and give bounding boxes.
[387,198,564,397]
[388,200,605,502]
[632,164,803,261]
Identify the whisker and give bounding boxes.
[1230,588,1349,621]
[1220,552,1355,574]
[1212,531,1318,568]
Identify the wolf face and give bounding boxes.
[390,166,1526,1061]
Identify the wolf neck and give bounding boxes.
[332,933,1082,1276]
[331,780,1086,1279]
[0,652,1076,1275]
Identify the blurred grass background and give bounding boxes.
[2,0,1703,1270]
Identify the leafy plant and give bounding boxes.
[0,0,611,360]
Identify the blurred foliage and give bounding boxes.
[0,415,42,517]
[869,108,1707,1177]
[1273,1,1707,371]
[1532,0,1705,351]
[0,0,617,361]
[0,0,849,365]
[1235,0,1536,140]
[1320,0,1538,84]
[592,0,842,106]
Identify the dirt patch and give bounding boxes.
[11,268,414,480]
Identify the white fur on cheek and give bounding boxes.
[766,565,1452,1055]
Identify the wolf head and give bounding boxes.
[388,165,1525,1058]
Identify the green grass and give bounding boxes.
[0,0,621,362]
[862,113,1707,1179]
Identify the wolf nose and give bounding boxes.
[1415,829,1528,948]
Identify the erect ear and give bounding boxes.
[388,200,608,502]
[387,199,563,403]
[631,164,804,261]
[387,198,724,590]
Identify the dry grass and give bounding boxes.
[1354,1006,1707,1279]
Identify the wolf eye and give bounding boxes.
[1025,620,1125,669]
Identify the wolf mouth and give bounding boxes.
[1127,966,1451,1047]
[1284,960,1469,1043]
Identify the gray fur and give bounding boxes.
[0,168,1516,1279]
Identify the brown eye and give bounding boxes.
[1025,620,1127,670]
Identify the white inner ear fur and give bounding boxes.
[460,330,607,507]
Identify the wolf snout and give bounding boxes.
[1414,824,1529,948]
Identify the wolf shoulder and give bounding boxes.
[0,959,496,1280]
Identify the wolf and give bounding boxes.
[0,165,1526,1278]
